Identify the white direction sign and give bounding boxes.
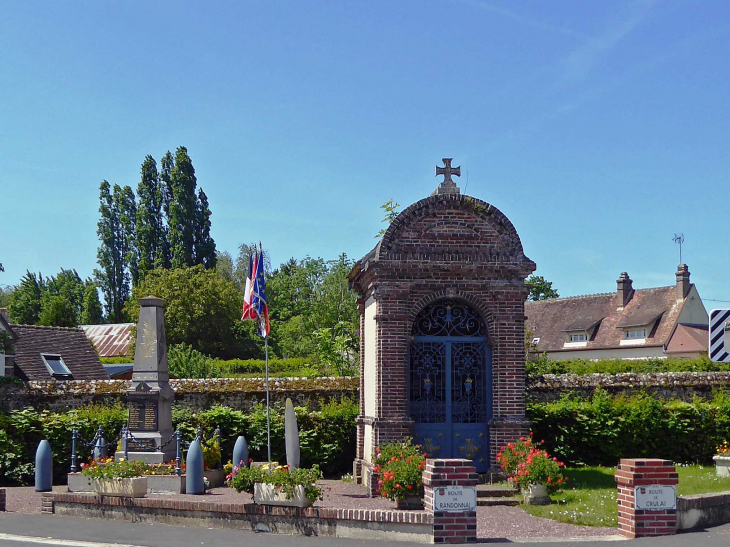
[634,485,676,510]
[433,486,477,512]
[710,309,730,363]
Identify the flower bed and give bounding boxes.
[228,463,323,506]
[373,438,425,509]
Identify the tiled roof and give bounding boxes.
[525,286,683,352]
[81,323,134,357]
[10,324,110,381]
[666,324,708,354]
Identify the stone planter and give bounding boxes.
[92,477,148,498]
[713,455,730,478]
[396,495,424,510]
[523,483,550,506]
[254,483,312,508]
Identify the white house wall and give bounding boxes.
[677,286,709,326]
[545,345,666,361]
[363,296,377,461]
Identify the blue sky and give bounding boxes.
[1,0,729,305]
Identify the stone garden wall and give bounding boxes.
[1,372,729,412]
[0,377,359,412]
[528,371,730,402]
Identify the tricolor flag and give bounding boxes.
[241,248,270,337]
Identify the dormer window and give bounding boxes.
[624,328,647,340]
[41,353,72,379]
[569,333,588,343]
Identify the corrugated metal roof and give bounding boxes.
[81,323,134,358]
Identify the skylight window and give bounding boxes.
[41,354,72,379]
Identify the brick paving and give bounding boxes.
[4,480,617,539]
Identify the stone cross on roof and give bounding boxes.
[432,158,461,195]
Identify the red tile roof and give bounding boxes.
[525,285,685,353]
[666,324,708,354]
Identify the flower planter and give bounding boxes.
[254,483,312,508]
[522,483,550,506]
[713,455,730,478]
[396,495,424,510]
[92,477,148,498]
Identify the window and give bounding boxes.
[41,354,72,379]
[625,328,647,340]
[569,333,588,342]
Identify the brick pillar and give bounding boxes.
[423,459,478,544]
[0,488,5,512]
[41,493,54,514]
[615,459,678,538]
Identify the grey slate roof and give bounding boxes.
[10,324,110,381]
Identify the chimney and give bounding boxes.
[676,264,691,301]
[617,272,633,307]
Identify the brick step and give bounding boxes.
[476,484,518,498]
[477,496,520,507]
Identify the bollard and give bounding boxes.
[70,428,78,473]
[93,436,107,460]
[186,439,205,495]
[232,436,249,470]
[35,440,53,492]
[214,426,222,469]
[175,430,183,476]
[285,398,300,469]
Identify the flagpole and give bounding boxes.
[265,334,271,464]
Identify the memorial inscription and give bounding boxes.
[128,400,158,432]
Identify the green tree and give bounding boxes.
[0,285,15,308]
[526,275,559,301]
[193,188,216,269]
[38,295,77,327]
[8,271,44,324]
[80,283,104,324]
[158,150,174,268]
[125,265,246,358]
[216,251,235,284]
[168,147,198,269]
[136,155,167,279]
[95,181,136,323]
[44,268,85,319]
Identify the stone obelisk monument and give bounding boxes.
[116,296,175,463]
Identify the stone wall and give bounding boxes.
[0,377,359,412]
[528,371,730,402]
[1,371,728,413]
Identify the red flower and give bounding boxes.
[407,485,414,490]
[396,484,401,488]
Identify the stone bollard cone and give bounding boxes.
[186,439,205,495]
[232,436,249,470]
[35,440,53,492]
[285,398,300,469]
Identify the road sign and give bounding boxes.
[710,309,730,363]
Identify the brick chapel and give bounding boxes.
[349,159,535,486]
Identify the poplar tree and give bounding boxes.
[136,155,166,279]
[95,181,137,322]
[80,283,104,324]
[194,188,217,269]
[168,146,198,268]
[158,151,174,268]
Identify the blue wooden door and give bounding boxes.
[409,300,491,472]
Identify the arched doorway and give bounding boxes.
[409,299,492,471]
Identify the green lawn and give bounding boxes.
[521,465,730,528]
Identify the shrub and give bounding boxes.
[373,438,426,501]
[81,458,149,479]
[496,434,565,493]
[168,343,219,379]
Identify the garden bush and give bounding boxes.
[528,388,730,466]
[526,355,723,376]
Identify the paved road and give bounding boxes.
[1,513,729,546]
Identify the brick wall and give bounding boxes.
[615,458,679,538]
[350,192,535,474]
[423,458,478,543]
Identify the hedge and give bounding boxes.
[528,389,730,466]
[526,355,725,375]
[0,398,357,486]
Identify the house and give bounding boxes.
[525,264,709,360]
[0,309,109,380]
[81,323,134,358]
